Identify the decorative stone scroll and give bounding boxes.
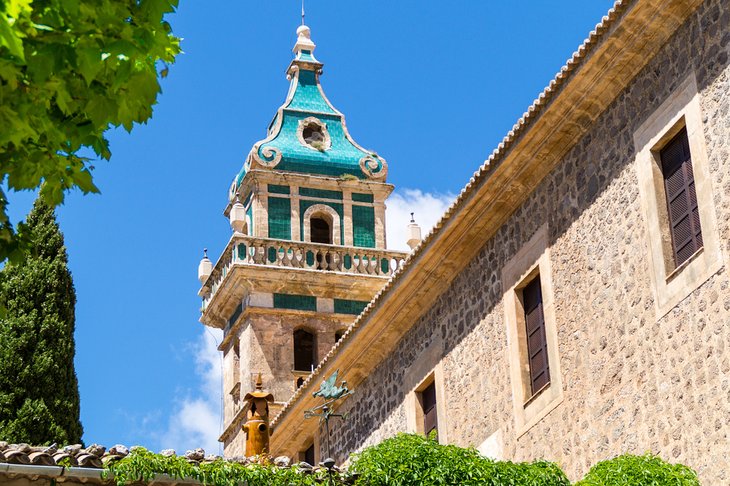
[359,155,387,180]
[251,143,282,169]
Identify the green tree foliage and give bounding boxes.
[0,197,83,444]
[575,453,701,486]
[0,0,180,260]
[101,437,704,486]
[350,433,570,486]
[104,447,355,486]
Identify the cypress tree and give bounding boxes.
[0,198,83,444]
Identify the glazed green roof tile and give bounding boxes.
[235,25,388,187]
[285,70,336,114]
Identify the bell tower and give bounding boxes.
[197,25,408,457]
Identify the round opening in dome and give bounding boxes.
[298,118,330,151]
[303,123,324,145]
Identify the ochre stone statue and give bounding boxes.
[242,373,274,456]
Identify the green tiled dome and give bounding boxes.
[235,26,387,188]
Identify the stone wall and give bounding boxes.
[324,0,730,483]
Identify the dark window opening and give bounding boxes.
[420,381,438,440]
[523,275,550,397]
[660,127,702,267]
[303,443,315,466]
[311,217,331,244]
[293,329,316,372]
[335,330,345,343]
[296,377,305,389]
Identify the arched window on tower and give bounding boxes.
[311,217,331,244]
[293,329,316,372]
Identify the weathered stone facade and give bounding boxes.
[278,0,729,482]
[220,308,357,455]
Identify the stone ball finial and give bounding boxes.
[297,25,311,39]
[293,24,316,55]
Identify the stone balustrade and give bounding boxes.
[200,235,409,310]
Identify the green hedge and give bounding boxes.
[350,433,570,486]
[102,435,701,486]
[575,453,701,486]
[103,447,352,486]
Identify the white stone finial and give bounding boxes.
[406,214,422,250]
[229,198,247,233]
[293,25,316,55]
[198,249,213,283]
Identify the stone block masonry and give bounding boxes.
[324,0,730,483]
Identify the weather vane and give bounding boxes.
[304,370,353,463]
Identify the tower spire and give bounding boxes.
[301,0,305,26]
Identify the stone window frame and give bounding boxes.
[502,225,563,437]
[404,336,449,444]
[633,73,723,319]
[302,204,341,245]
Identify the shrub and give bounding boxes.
[575,453,701,486]
[104,447,351,486]
[350,433,570,486]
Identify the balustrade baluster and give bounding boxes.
[333,250,342,271]
[202,236,409,306]
[292,247,302,268]
[253,245,264,264]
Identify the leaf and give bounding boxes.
[53,83,73,114]
[0,15,25,62]
[75,46,103,85]
[59,0,79,16]
[73,168,99,194]
[0,59,20,86]
[85,95,116,127]
[5,0,32,19]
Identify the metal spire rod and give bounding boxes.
[301,0,305,25]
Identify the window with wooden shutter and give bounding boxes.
[293,329,316,372]
[419,381,438,439]
[523,275,550,397]
[660,127,702,267]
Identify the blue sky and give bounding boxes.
[6,1,615,453]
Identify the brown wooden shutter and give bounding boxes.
[421,382,438,438]
[523,276,550,396]
[660,127,702,267]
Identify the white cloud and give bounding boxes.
[160,328,223,455]
[385,189,455,251]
